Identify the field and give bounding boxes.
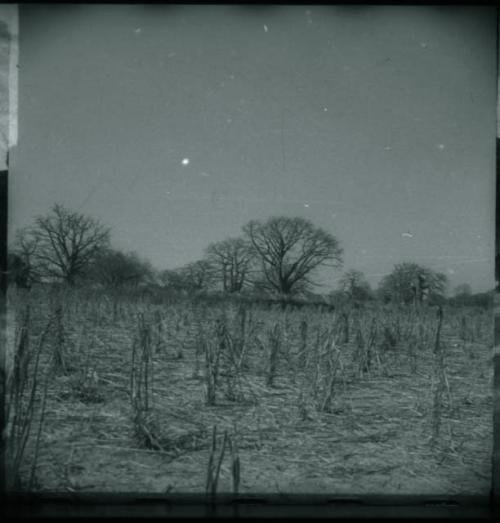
[4,285,494,496]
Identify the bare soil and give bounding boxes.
[6,288,493,496]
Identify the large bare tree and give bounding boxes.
[205,237,254,293]
[28,204,110,285]
[243,216,343,296]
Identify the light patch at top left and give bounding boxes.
[0,4,18,171]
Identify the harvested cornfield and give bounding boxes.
[4,285,493,495]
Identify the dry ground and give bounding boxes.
[5,287,493,496]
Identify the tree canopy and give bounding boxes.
[243,216,343,296]
[8,228,41,288]
[338,269,373,302]
[19,204,110,285]
[378,262,448,305]
[205,237,254,293]
[160,259,217,294]
[89,248,155,288]
[12,203,476,308]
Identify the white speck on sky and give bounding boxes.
[181,158,190,166]
[437,144,445,150]
[263,25,268,32]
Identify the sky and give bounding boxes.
[8,5,497,293]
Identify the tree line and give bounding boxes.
[6,202,487,306]
[8,204,343,298]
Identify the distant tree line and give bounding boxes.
[159,215,343,299]
[7,203,490,308]
[448,283,492,309]
[8,204,153,290]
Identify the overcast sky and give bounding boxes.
[9,5,497,293]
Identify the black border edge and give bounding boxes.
[1,3,498,520]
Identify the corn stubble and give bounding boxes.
[3,285,492,493]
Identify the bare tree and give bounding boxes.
[338,269,373,302]
[180,260,217,292]
[161,260,217,294]
[243,216,343,296]
[205,237,254,293]
[159,268,188,292]
[8,228,40,288]
[28,204,110,285]
[89,248,155,288]
[378,262,448,305]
